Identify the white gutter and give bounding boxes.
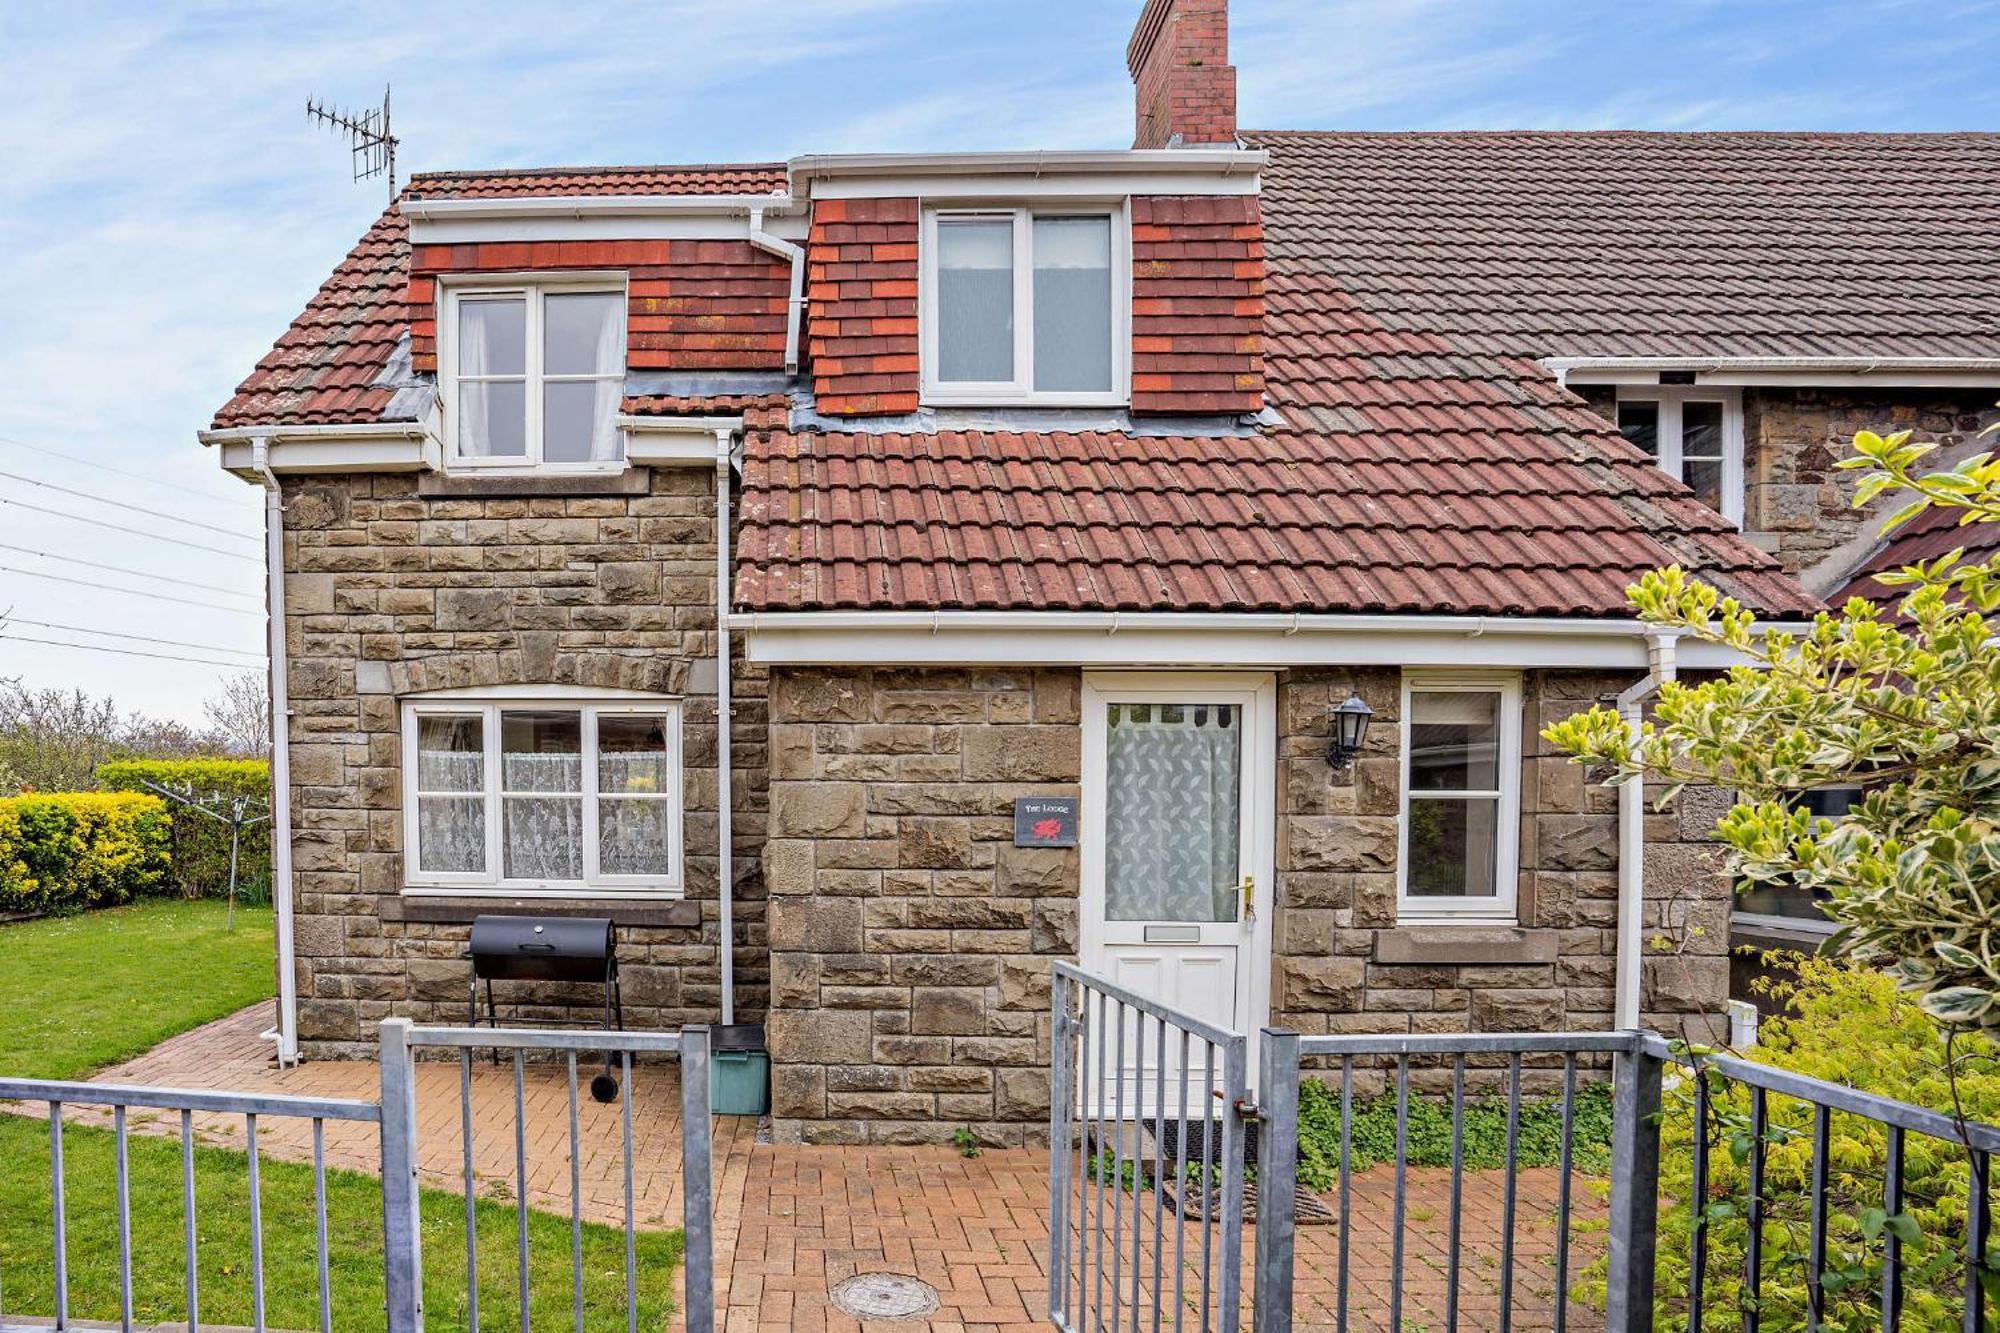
[746,206,805,376]
[712,428,738,1028]
[1613,632,1678,1032]
[1544,355,2000,388]
[250,437,301,1067]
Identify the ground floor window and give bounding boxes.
[1397,674,1522,923]
[1734,785,1859,935]
[401,695,682,895]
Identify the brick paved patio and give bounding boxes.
[28,1006,1606,1332]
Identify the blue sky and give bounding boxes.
[2,0,1997,721]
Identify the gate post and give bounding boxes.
[378,1018,425,1333]
[1046,968,1074,1325]
[680,1024,715,1333]
[1252,1030,1300,1333]
[1606,1033,1663,1333]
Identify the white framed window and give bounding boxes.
[920,205,1129,406]
[401,694,682,896]
[1615,386,1745,526]
[1396,674,1522,923]
[1733,785,1859,939]
[441,279,627,471]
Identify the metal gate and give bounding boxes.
[1048,961,1250,1333]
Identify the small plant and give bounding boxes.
[951,1126,981,1159]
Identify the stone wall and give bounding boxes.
[279,467,765,1056]
[764,663,1733,1138]
[1576,384,1996,593]
[1269,669,1729,1050]
[763,667,1081,1146]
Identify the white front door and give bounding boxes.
[1079,673,1275,1095]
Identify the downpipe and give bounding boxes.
[745,207,804,375]
[714,429,736,1027]
[251,436,301,1066]
[1614,632,1678,1032]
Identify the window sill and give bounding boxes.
[384,893,700,928]
[1730,911,1835,950]
[1375,926,1555,966]
[418,469,648,499]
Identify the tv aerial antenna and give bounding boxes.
[306,85,399,200]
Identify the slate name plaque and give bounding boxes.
[1013,796,1079,848]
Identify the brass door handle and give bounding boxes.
[1241,874,1255,917]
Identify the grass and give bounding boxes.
[0,898,682,1328]
[0,899,277,1080]
[0,1116,681,1330]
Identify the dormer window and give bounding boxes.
[1615,386,1745,526]
[444,280,627,469]
[921,206,1127,406]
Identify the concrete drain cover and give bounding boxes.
[830,1273,941,1320]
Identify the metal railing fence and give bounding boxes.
[1048,961,1250,1333]
[0,1018,714,1333]
[1252,1025,2000,1333]
[0,1074,381,1333]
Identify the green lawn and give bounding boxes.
[0,1116,680,1330]
[0,898,683,1328]
[0,899,277,1081]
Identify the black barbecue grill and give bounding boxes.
[468,914,623,1100]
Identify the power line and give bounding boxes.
[0,541,261,601]
[0,433,244,511]
[0,469,257,543]
[0,565,264,617]
[0,497,263,564]
[4,618,264,659]
[0,631,261,670]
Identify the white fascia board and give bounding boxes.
[730,611,1787,669]
[411,213,809,244]
[1546,355,2000,388]
[791,148,1266,178]
[813,171,1259,200]
[400,194,798,221]
[201,424,440,477]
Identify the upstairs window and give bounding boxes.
[922,207,1126,406]
[1616,387,1745,526]
[445,282,626,469]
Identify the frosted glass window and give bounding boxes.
[1033,217,1113,393]
[406,702,681,892]
[1103,702,1240,923]
[937,218,1015,383]
[450,286,624,467]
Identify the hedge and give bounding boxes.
[0,793,171,913]
[95,759,270,902]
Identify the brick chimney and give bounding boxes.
[1127,0,1236,149]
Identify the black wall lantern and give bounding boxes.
[1326,693,1374,770]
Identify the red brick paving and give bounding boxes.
[13,1006,1608,1331]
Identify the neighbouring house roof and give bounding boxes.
[209,164,786,429]
[1830,502,2000,613]
[1241,131,2000,361]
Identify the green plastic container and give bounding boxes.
[711,1049,770,1116]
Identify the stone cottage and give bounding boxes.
[202,0,2000,1143]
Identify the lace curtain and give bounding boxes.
[1103,703,1241,922]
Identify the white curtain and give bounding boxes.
[1103,704,1241,922]
[457,304,492,458]
[587,298,623,461]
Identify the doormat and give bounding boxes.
[1167,1180,1336,1226]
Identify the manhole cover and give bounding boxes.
[830,1272,941,1320]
